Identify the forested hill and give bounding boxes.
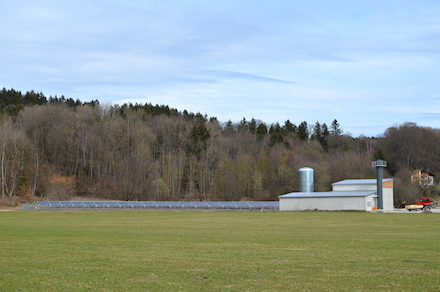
[1,87,173,117]
[0,88,438,205]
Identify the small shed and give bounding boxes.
[278,178,393,212]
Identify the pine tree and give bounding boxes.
[330,119,343,136]
[283,119,296,133]
[249,118,257,134]
[255,122,268,141]
[186,121,211,158]
[297,121,309,141]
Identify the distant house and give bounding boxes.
[411,170,435,185]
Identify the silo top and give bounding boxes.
[298,167,313,171]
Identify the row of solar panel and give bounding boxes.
[36,201,279,210]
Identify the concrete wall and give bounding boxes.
[383,187,394,211]
[332,184,376,191]
[279,195,376,211]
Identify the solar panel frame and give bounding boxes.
[34,200,279,211]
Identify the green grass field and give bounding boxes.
[1,211,439,291]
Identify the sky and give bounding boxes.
[1,0,439,137]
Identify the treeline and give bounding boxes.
[0,88,438,205]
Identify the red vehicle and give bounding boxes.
[406,198,433,211]
[414,198,433,209]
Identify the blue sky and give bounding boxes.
[1,0,439,137]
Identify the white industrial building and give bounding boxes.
[278,178,394,212]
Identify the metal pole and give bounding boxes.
[372,160,387,210]
[376,164,383,210]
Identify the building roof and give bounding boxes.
[331,178,393,186]
[411,169,435,176]
[278,191,376,198]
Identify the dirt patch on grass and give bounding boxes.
[0,207,19,211]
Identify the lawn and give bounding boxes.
[0,211,439,291]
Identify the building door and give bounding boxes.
[366,200,372,211]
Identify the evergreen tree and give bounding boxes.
[313,121,321,139]
[255,122,268,141]
[312,121,329,151]
[330,119,343,136]
[238,118,248,132]
[269,123,286,146]
[297,121,309,141]
[224,120,234,132]
[320,123,329,151]
[283,119,296,133]
[186,121,211,158]
[249,118,257,134]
